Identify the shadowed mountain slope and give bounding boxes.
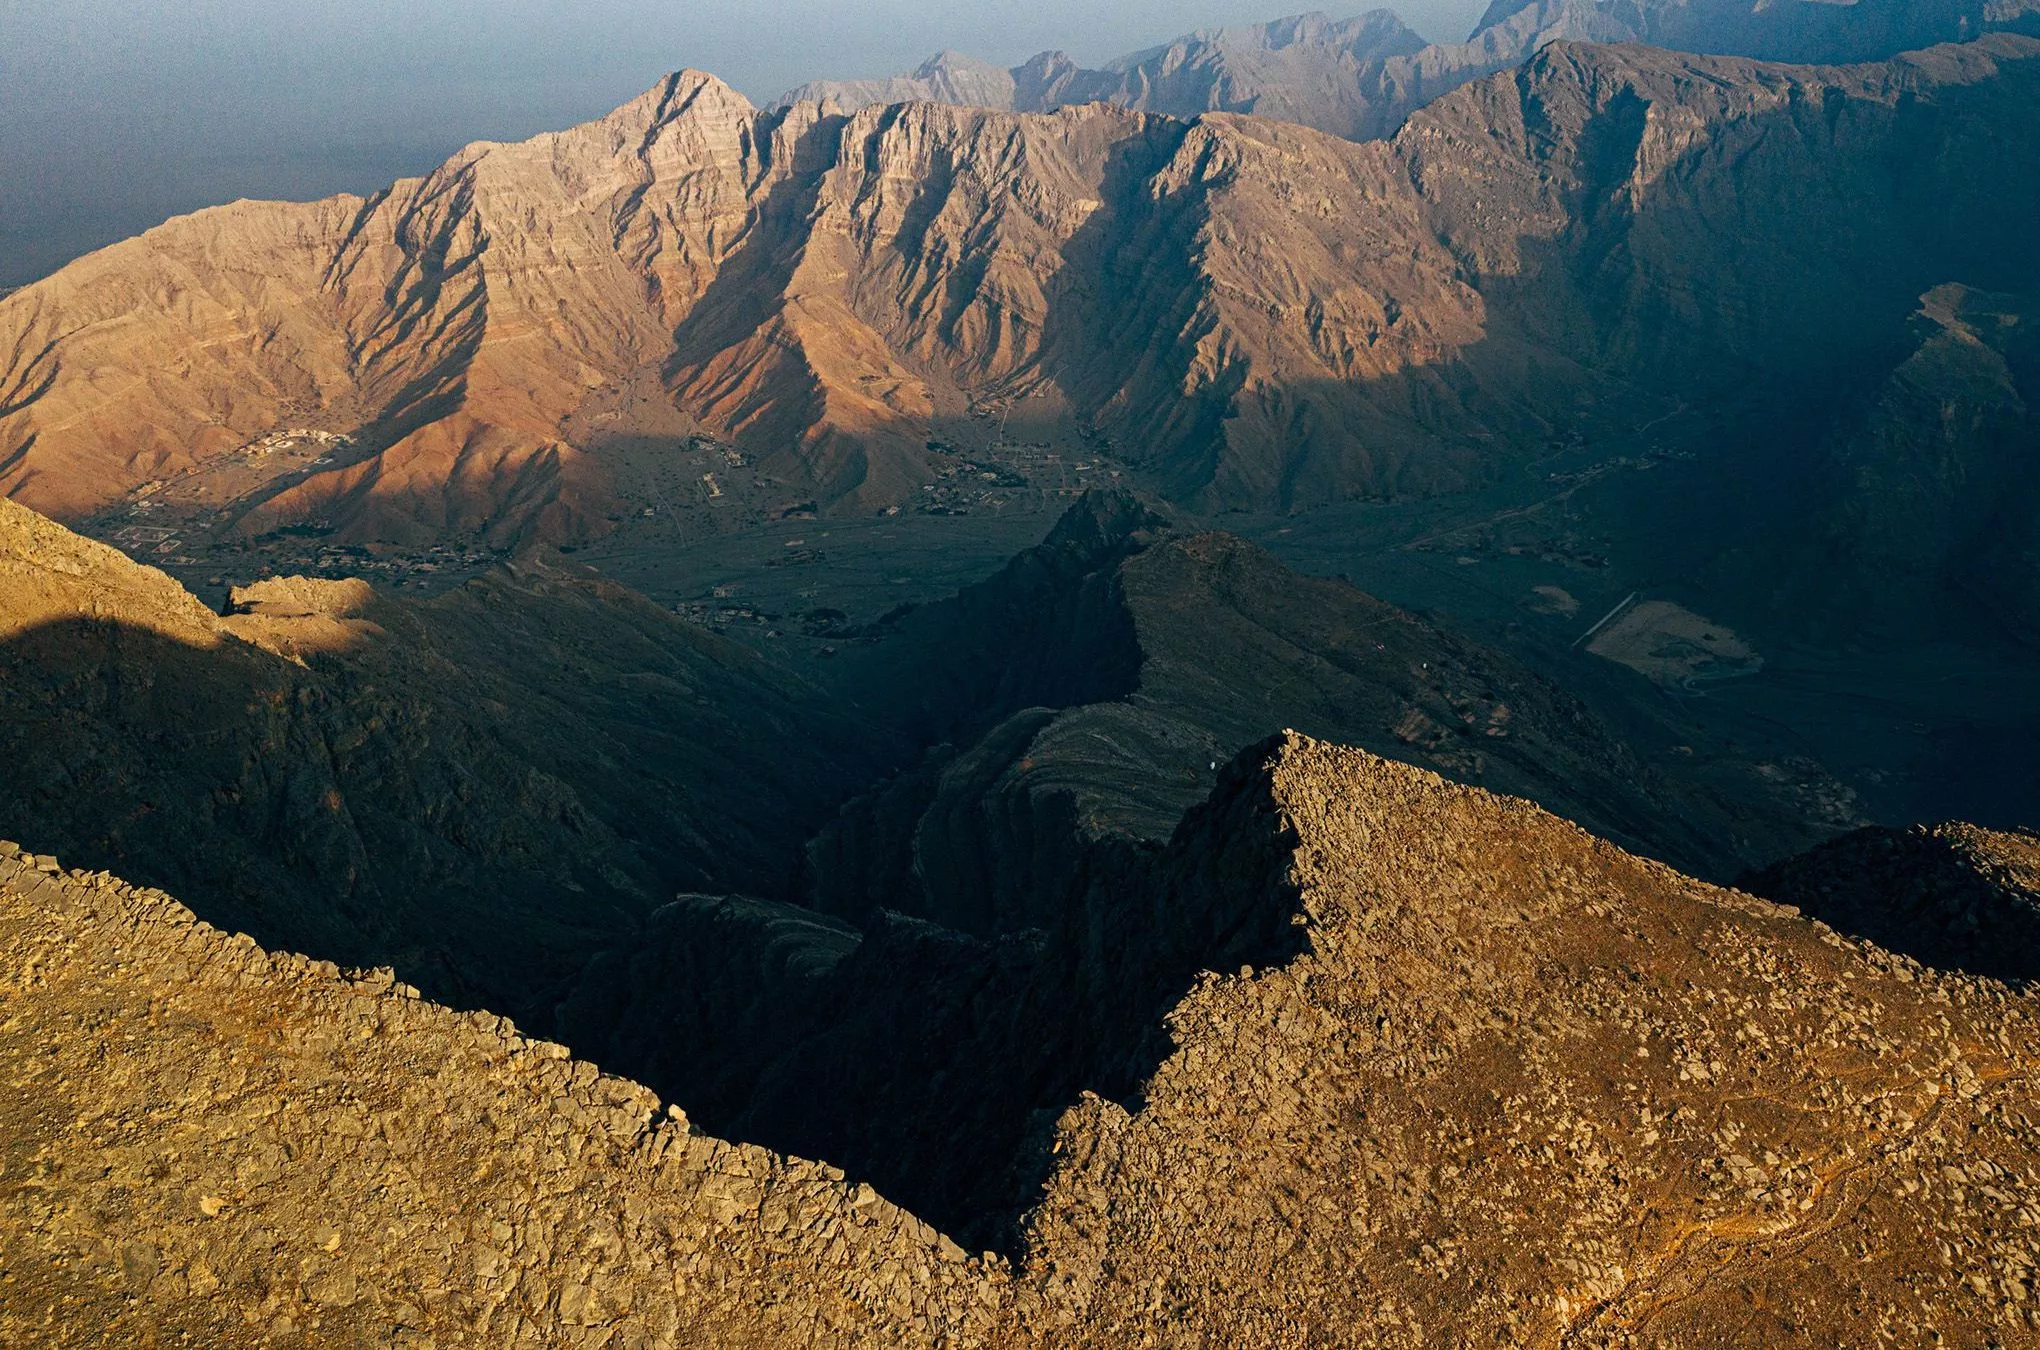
[554,493,1856,1249]
[1745,820,2040,983]
[809,492,1845,921]
[9,735,2040,1344]
[1739,283,2040,648]
[0,496,883,1023]
[1479,0,2040,63]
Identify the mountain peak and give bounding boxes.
[1040,488,1177,556]
[915,50,1006,78]
[602,67,756,136]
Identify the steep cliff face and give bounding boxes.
[5,39,2036,545]
[11,737,2040,1345]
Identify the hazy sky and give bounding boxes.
[1,0,1491,287]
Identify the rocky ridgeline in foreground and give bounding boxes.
[0,842,995,1347]
[8,738,2040,1345]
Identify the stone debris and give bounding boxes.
[7,734,2040,1346]
[0,852,996,1347]
[1016,736,2040,1345]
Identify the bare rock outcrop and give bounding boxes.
[1012,736,2040,1344]
[0,847,995,1347]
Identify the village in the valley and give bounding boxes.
[88,428,505,606]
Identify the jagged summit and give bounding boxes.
[776,9,1435,136]
[775,0,2039,141]
[1105,7,1429,65]
[1035,486,1174,553]
[591,67,759,142]
[1476,0,2040,61]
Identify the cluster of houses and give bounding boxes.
[243,428,356,462]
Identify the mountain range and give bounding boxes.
[10,724,2040,1343]
[779,0,2040,135]
[4,6,2040,1344]
[3,34,2035,570]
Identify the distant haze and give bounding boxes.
[0,0,1490,287]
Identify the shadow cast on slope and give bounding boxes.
[554,738,1313,1256]
[0,599,1317,1254]
[1740,823,2040,986]
[0,594,888,1026]
[0,603,1318,1255]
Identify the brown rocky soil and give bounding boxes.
[0,847,993,1347]
[1018,736,2040,1345]
[7,735,2040,1345]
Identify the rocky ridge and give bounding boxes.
[778,0,2040,140]
[0,845,993,1347]
[0,487,1877,1259]
[1021,736,2040,1344]
[777,12,1457,142]
[1481,0,2040,63]
[0,484,1872,1264]
[9,735,2040,1344]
